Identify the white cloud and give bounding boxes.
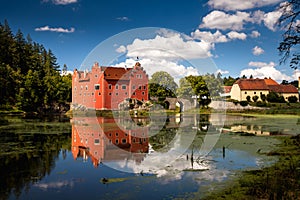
[116,45,126,53]
[114,58,199,84]
[227,31,247,40]
[200,8,283,32]
[42,0,77,5]
[200,11,252,31]
[249,61,275,68]
[208,0,283,11]
[292,70,300,80]
[252,46,264,55]
[262,10,282,31]
[35,25,75,33]
[250,30,260,38]
[216,69,229,75]
[119,32,213,60]
[240,61,292,82]
[191,30,228,43]
[116,17,129,21]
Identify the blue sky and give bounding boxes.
[1,0,299,82]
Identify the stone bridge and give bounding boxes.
[151,97,195,112]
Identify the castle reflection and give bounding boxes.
[71,117,150,167]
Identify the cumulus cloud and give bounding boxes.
[114,58,199,84]
[119,32,213,60]
[292,69,300,80]
[262,10,282,31]
[35,25,75,33]
[252,46,264,55]
[200,11,252,31]
[240,61,292,82]
[200,8,283,32]
[42,0,77,5]
[191,30,228,43]
[250,30,261,38]
[227,31,247,40]
[215,69,229,75]
[207,0,283,11]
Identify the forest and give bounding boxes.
[0,20,72,114]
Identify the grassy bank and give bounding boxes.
[199,135,300,199]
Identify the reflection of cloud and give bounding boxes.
[34,180,77,190]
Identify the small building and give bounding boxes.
[230,77,298,102]
[72,62,148,110]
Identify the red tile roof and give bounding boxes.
[268,85,298,93]
[222,86,232,93]
[102,67,132,80]
[234,78,298,93]
[234,78,270,90]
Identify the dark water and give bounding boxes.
[0,113,292,200]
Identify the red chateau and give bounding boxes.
[72,62,149,110]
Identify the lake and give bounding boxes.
[0,113,299,200]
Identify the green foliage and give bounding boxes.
[288,95,298,103]
[239,101,249,107]
[223,76,238,86]
[246,95,251,102]
[149,71,177,98]
[0,20,71,113]
[267,92,286,103]
[252,95,259,102]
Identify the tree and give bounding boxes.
[223,76,238,86]
[185,75,211,107]
[278,0,300,69]
[149,71,178,98]
[246,95,251,102]
[267,92,286,103]
[288,95,298,103]
[252,95,259,102]
[177,77,194,98]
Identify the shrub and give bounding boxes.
[252,95,259,102]
[240,101,249,107]
[288,95,298,103]
[246,95,251,102]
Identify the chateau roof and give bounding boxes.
[103,67,132,80]
[234,78,298,93]
[234,78,271,90]
[268,84,298,93]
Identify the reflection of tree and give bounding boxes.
[0,132,71,199]
[149,127,178,151]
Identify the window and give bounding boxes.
[139,85,142,90]
[109,92,111,95]
[142,92,145,95]
[115,139,119,144]
[86,85,88,90]
[98,92,101,95]
[92,92,94,95]
[74,86,77,91]
[116,84,119,90]
[94,139,100,144]
[122,85,126,90]
[133,92,136,95]
[125,92,128,95]
[81,86,83,90]
[95,74,98,78]
[116,132,119,137]
[254,92,256,94]
[109,133,112,137]
[93,98,96,102]
[94,84,100,90]
[245,92,247,94]
[108,84,112,89]
[143,85,146,90]
[116,92,118,96]
[132,85,136,89]
[122,139,127,144]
